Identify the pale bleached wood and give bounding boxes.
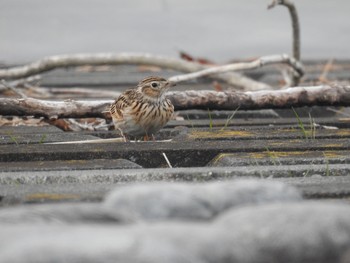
[0,85,348,119]
[0,53,270,90]
[169,54,303,84]
[268,0,301,85]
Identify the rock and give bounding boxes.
[212,201,350,263]
[0,179,301,224]
[103,179,302,221]
[0,224,206,263]
[0,202,349,263]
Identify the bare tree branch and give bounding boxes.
[0,85,349,119]
[268,0,300,61]
[0,80,27,98]
[0,53,270,90]
[168,85,350,110]
[0,97,111,119]
[2,53,303,100]
[0,77,121,99]
[31,87,120,99]
[268,0,301,85]
[169,54,304,84]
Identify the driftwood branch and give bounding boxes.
[0,97,111,119]
[168,85,350,110]
[2,53,303,100]
[0,77,120,99]
[25,87,120,99]
[268,0,300,61]
[0,85,349,119]
[1,79,30,99]
[0,53,270,90]
[268,0,301,85]
[169,54,304,84]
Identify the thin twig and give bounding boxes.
[318,58,334,83]
[46,138,124,144]
[326,107,350,117]
[162,152,173,168]
[46,138,173,144]
[268,0,301,85]
[268,0,300,60]
[39,87,120,99]
[0,80,28,98]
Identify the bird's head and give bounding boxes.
[137,76,176,99]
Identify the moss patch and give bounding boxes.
[189,130,253,139]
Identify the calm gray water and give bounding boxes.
[0,0,349,63]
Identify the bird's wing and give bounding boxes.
[109,90,134,121]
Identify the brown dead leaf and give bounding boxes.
[179,51,194,62]
[0,116,49,127]
[48,119,72,131]
[179,51,215,65]
[319,58,334,83]
[213,81,223,92]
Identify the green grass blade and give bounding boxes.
[207,109,213,131]
[292,107,308,139]
[221,106,240,131]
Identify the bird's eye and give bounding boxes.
[151,82,158,88]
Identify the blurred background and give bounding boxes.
[0,0,349,63]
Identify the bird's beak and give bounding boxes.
[166,80,176,87]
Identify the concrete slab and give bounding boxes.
[0,166,350,192]
[0,159,141,172]
[0,138,349,168]
[1,172,350,206]
[208,151,350,167]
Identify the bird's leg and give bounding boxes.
[143,134,151,141]
[117,128,128,142]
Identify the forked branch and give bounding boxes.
[169,54,304,84]
[268,0,300,61]
[268,0,301,85]
[0,53,305,91]
[0,53,270,90]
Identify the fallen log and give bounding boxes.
[0,85,348,119]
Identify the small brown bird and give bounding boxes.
[109,76,175,141]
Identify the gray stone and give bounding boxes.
[210,201,350,263]
[103,179,302,221]
[0,202,350,263]
[0,224,206,263]
[0,179,301,223]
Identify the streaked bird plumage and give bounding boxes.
[109,76,175,140]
